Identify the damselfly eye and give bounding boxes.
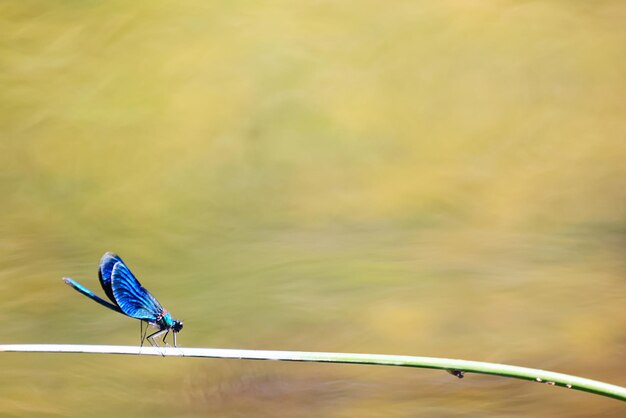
[173,321,183,332]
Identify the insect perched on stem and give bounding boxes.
[63,252,183,347]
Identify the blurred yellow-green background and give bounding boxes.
[1,1,625,416]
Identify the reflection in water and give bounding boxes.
[0,1,624,417]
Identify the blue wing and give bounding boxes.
[111,260,164,321]
[99,252,122,303]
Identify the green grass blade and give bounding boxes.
[1,344,624,401]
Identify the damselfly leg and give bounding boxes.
[139,321,149,347]
[147,329,167,346]
[147,328,168,356]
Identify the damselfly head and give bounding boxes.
[172,320,183,333]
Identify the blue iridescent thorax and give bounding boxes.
[158,312,174,328]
